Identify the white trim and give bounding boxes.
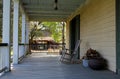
[25,21,29,53]
[2,0,11,71]
[13,0,19,64]
[20,12,26,56]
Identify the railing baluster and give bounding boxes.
[0,51,2,70]
[0,43,8,75]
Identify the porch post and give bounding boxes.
[21,12,26,56]
[25,21,29,53]
[13,0,19,64]
[26,21,29,44]
[62,22,65,49]
[2,0,11,71]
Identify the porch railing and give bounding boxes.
[0,43,29,74]
[18,43,29,62]
[0,43,8,74]
[29,43,65,51]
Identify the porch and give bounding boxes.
[0,53,120,79]
[1,0,120,77]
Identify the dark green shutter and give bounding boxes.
[69,15,80,59]
[116,0,120,74]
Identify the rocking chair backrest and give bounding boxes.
[73,40,80,54]
[60,40,81,63]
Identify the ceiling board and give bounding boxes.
[21,0,86,21]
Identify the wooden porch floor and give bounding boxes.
[0,53,120,79]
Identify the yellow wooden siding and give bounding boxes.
[80,0,116,72]
[66,22,70,48]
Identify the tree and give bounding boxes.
[29,21,44,41]
[41,22,63,42]
[29,21,64,43]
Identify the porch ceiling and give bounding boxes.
[21,0,85,22]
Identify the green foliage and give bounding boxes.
[41,22,63,42]
[29,22,63,43]
[29,22,43,40]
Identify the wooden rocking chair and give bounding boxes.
[60,40,80,63]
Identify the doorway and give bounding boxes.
[116,0,120,74]
[69,15,80,59]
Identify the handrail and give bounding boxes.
[18,55,25,63]
[29,43,65,45]
[0,43,66,46]
[7,43,66,46]
[19,43,29,45]
[0,43,8,46]
[0,67,7,73]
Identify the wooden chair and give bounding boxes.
[60,40,80,63]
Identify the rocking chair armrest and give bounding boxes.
[65,49,74,52]
[64,52,75,56]
[64,52,71,55]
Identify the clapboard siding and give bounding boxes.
[80,0,116,72]
[66,22,70,48]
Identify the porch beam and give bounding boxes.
[29,17,66,22]
[2,0,11,71]
[28,14,69,17]
[13,0,19,64]
[27,13,70,16]
[25,8,75,12]
[29,15,68,18]
[24,5,79,10]
[27,10,72,15]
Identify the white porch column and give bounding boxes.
[2,0,11,71]
[26,21,29,44]
[26,21,29,48]
[22,13,26,44]
[13,0,19,64]
[21,12,26,56]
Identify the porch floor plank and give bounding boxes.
[0,53,120,79]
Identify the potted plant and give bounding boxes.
[82,48,107,69]
[82,56,89,67]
